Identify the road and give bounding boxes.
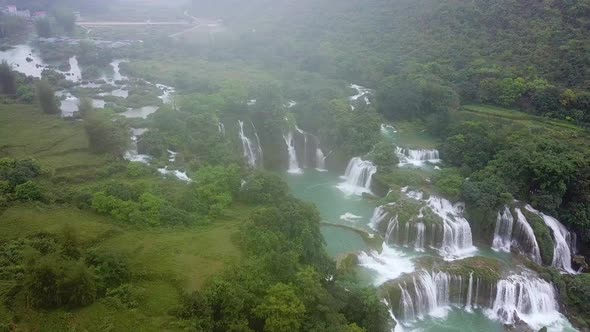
[77,21,193,27]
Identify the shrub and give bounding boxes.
[14,181,42,201]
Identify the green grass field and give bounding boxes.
[0,103,246,331]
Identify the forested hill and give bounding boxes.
[192,0,590,123]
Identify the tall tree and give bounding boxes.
[36,80,59,114]
[0,61,17,95]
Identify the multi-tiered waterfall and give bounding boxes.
[238,120,263,167]
[337,157,377,195]
[386,270,567,331]
[370,190,476,260]
[490,206,543,265]
[396,147,441,167]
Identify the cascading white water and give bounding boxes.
[465,272,474,312]
[337,157,377,195]
[425,196,476,260]
[486,274,565,330]
[250,121,263,161]
[525,205,576,273]
[513,208,543,265]
[396,147,441,167]
[415,223,425,252]
[283,131,302,174]
[384,215,399,244]
[369,205,390,230]
[217,122,225,135]
[398,271,452,321]
[238,120,259,167]
[357,243,414,286]
[492,206,514,252]
[315,147,326,170]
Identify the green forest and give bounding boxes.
[0,0,589,331]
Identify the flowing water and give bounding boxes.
[284,123,576,331]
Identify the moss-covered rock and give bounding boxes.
[521,208,554,266]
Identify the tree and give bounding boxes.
[78,97,94,117]
[0,61,16,95]
[35,18,52,38]
[255,283,306,332]
[36,80,59,114]
[84,112,130,157]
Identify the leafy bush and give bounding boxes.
[14,181,42,201]
[240,170,289,205]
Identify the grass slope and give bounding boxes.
[0,104,245,331]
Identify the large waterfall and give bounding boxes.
[513,208,543,265]
[370,192,476,260]
[357,243,415,286]
[486,274,563,330]
[396,147,441,167]
[283,131,302,174]
[426,196,476,260]
[238,120,262,167]
[525,205,576,273]
[390,271,569,331]
[337,157,377,195]
[492,206,514,252]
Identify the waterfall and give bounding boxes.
[250,121,263,161]
[486,274,564,330]
[399,284,416,322]
[315,147,327,171]
[337,157,377,195]
[398,271,452,320]
[238,120,259,167]
[415,222,425,252]
[396,147,441,167]
[358,243,415,286]
[283,131,302,174]
[384,216,399,243]
[492,206,514,252]
[513,208,543,265]
[525,205,576,273]
[425,196,476,260]
[217,122,225,135]
[465,272,474,311]
[369,205,390,230]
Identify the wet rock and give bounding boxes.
[573,255,588,272]
[25,57,33,62]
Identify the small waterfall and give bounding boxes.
[399,284,416,322]
[217,122,225,135]
[358,243,415,286]
[398,271,452,320]
[425,196,476,260]
[465,272,474,311]
[396,147,441,166]
[492,206,514,252]
[315,147,327,170]
[384,216,399,243]
[238,120,259,167]
[486,274,563,330]
[283,131,302,174]
[525,205,576,273]
[369,205,390,230]
[415,222,425,252]
[337,157,377,195]
[513,208,543,265]
[250,121,263,161]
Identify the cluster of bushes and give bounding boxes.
[176,172,390,332]
[0,228,131,311]
[0,158,42,205]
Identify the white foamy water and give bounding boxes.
[396,147,441,167]
[358,244,415,286]
[337,157,376,195]
[340,212,363,223]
